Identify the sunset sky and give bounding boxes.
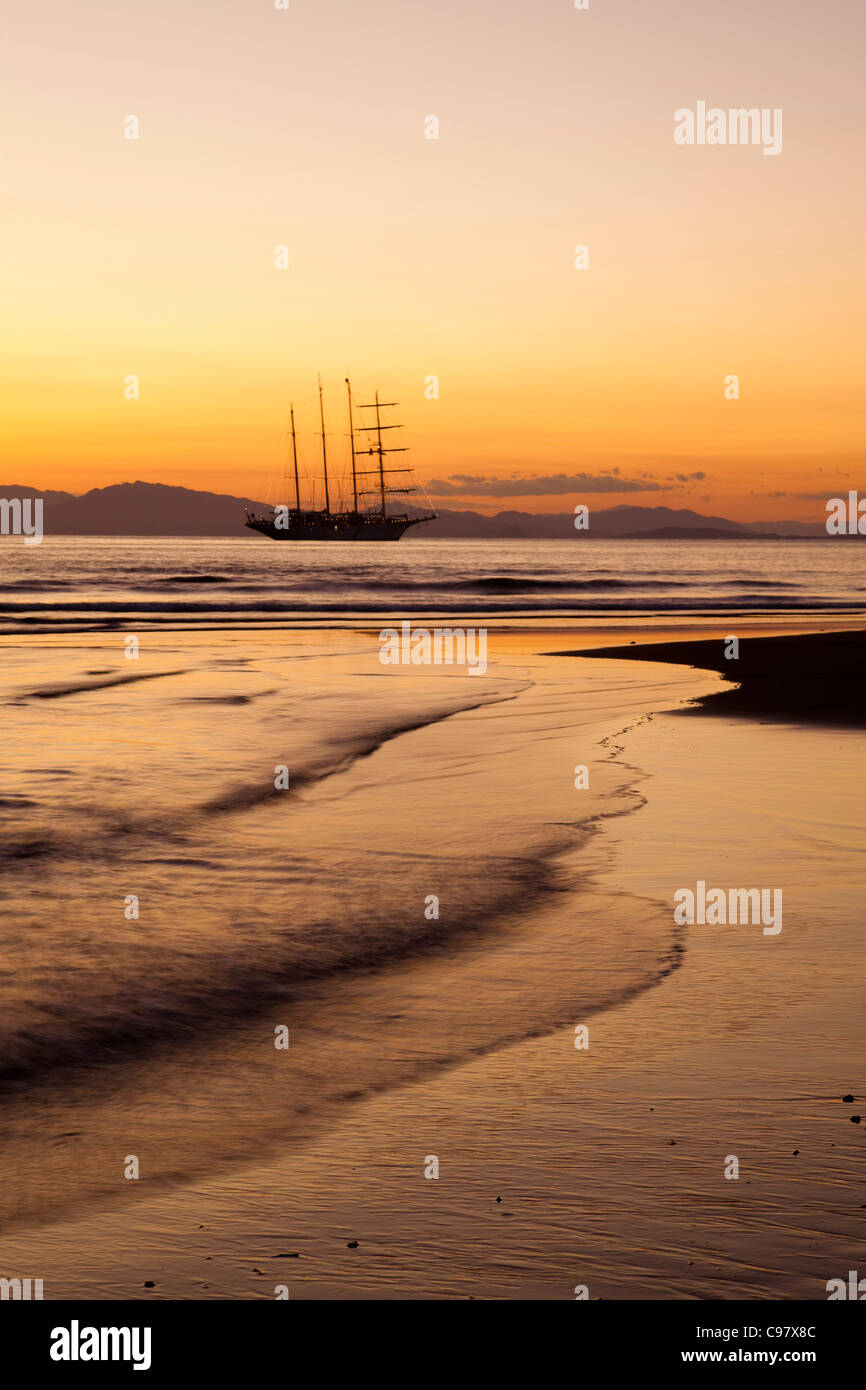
[4,0,864,520]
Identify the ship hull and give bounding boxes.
[244,511,430,541]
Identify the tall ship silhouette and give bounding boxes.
[244,377,437,541]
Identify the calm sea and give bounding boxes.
[0,536,863,631]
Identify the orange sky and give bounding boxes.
[3,0,864,521]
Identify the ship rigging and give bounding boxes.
[244,377,437,541]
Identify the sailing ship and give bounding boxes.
[244,377,437,541]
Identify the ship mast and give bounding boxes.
[345,378,358,513]
[374,392,386,518]
[356,391,408,520]
[289,403,301,511]
[318,373,330,514]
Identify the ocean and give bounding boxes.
[1,536,863,632]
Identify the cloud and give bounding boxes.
[428,473,661,497]
[788,488,863,500]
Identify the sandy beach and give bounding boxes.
[1,621,863,1299]
[6,0,866,1334]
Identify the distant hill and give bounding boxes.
[1,483,77,507]
[6,482,270,537]
[620,525,784,540]
[744,518,829,537]
[583,505,751,536]
[0,482,835,538]
[406,503,755,539]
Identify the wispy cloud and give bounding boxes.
[428,473,661,497]
[756,489,864,500]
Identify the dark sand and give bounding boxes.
[570,629,866,727]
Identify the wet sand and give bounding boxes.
[0,625,863,1298]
